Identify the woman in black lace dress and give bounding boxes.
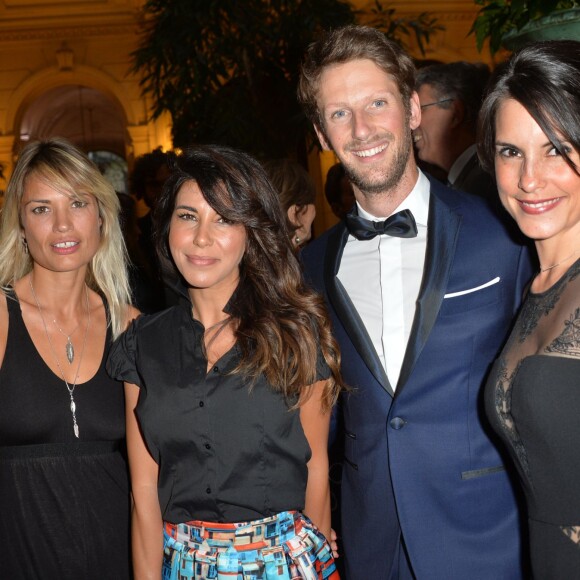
[479,41,580,578]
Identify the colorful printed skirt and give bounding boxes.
[162,510,339,579]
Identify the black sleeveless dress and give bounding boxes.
[485,259,580,579]
[0,292,131,579]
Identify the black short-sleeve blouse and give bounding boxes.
[107,300,330,524]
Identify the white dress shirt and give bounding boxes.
[338,170,430,390]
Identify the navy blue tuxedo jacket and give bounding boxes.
[302,178,533,579]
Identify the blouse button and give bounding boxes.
[205,443,211,450]
[206,487,211,494]
[213,366,219,373]
[199,401,204,407]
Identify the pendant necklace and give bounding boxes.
[52,318,80,364]
[29,278,91,438]
[539,248,579,273]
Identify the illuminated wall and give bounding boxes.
[0,0,172,185]
[0,1,494,225]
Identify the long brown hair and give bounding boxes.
[155,145,343,410]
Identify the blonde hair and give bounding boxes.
[0,138,131,338]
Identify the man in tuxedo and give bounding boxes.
[298,26,532,579]
[413,61,495,198]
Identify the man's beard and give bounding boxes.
[341,128,413,197]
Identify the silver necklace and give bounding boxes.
[540,249,579,272]
[52,319,80,364]
[29,278,91,438]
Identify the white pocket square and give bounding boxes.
[444,276,500,299]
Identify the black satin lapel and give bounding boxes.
[324,225,393,396]
[397,193,462,392]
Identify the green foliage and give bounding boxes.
[132,0,442,157]
[470,0,577,54]
[360,0,444,56]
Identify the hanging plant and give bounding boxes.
[470,0,578,55]
[131,0,443,157]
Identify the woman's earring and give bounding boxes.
[22,238,28,254]
[294,236,301,246]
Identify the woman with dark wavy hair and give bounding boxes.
[108,144,343,579]
[479,40,580,579]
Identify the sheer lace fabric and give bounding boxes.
[487,259,580,560]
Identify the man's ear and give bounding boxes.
[451,99,465,128]
[409,91,421,131]
[314,124,332,151]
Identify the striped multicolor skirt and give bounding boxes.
[162,510,339,579]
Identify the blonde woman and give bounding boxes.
[0,138,137,578]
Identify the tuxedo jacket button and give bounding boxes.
[390,417,407,430]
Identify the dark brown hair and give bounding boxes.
[155,145,343,410]
[478,40,580,175]
[262,158,316,237]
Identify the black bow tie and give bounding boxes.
[345,208,418,240]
